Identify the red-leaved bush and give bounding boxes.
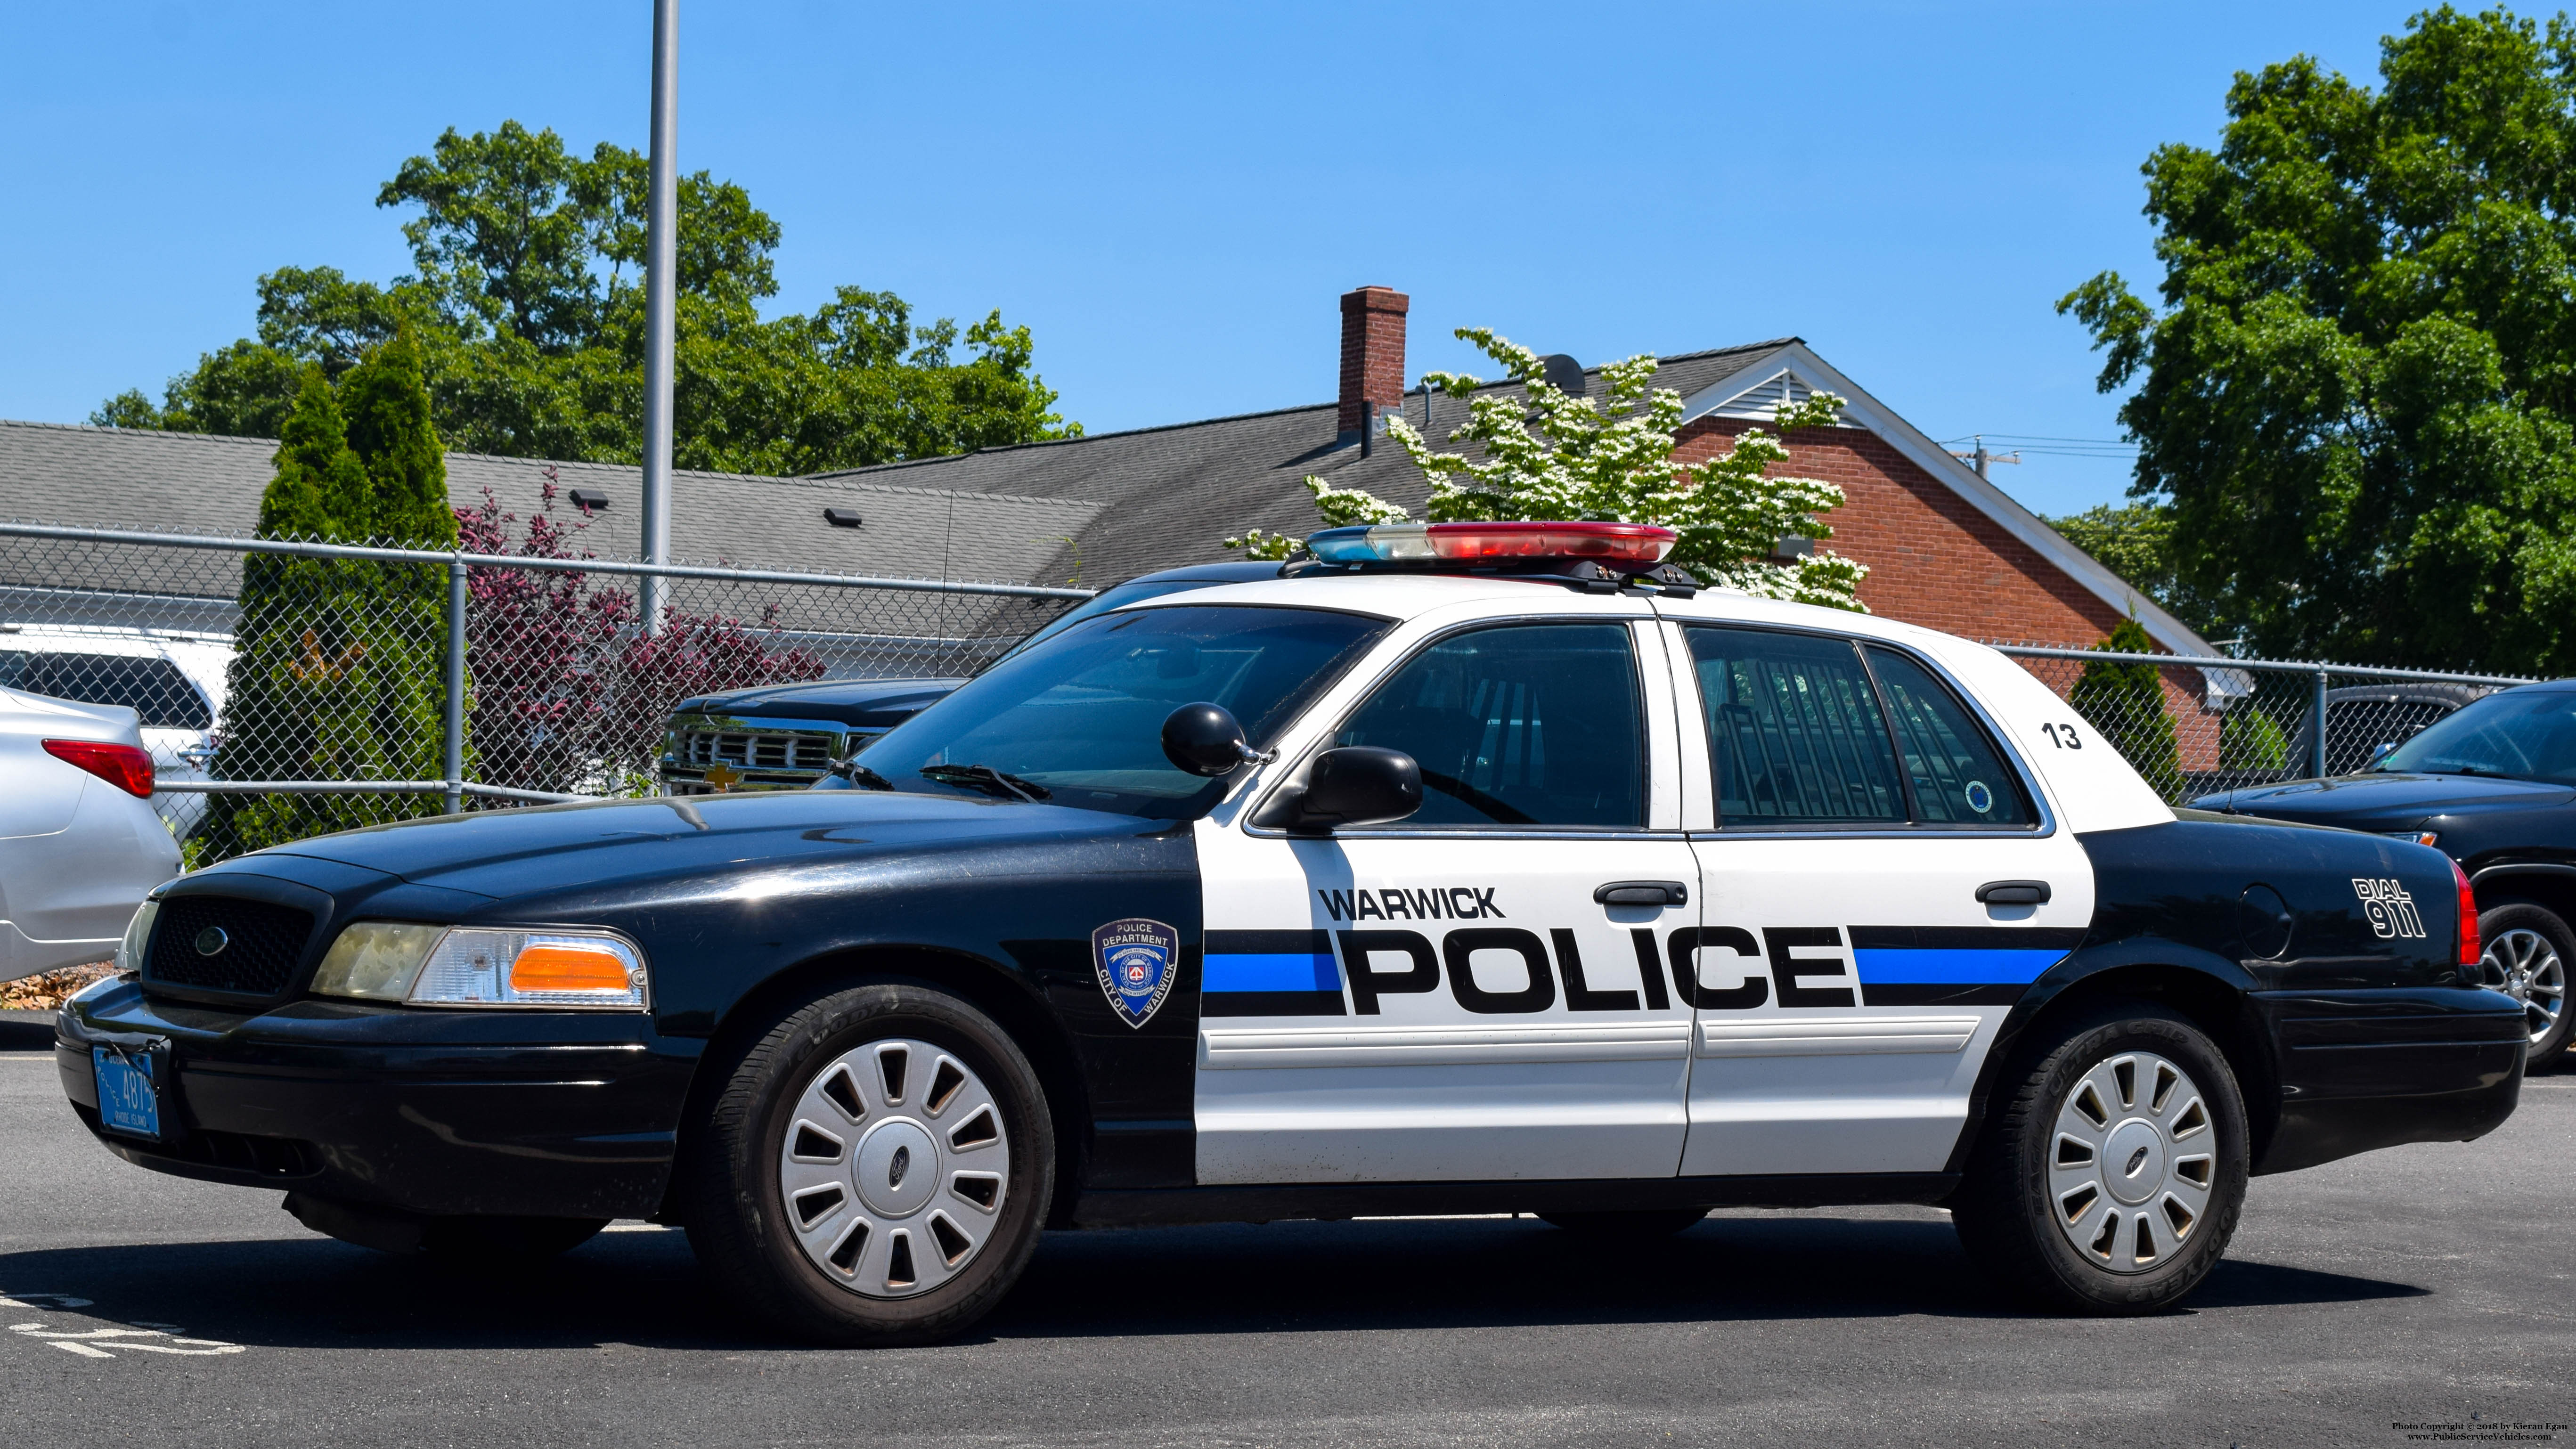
[456,472,825,796]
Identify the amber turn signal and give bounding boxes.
[509,942,635,994]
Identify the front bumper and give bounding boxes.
[2251,986,2527,1174]
[56,979,701,1219]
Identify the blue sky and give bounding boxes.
[0,1,2439,518]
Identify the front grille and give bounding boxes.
[677,728,838,772]
[145,895,315,996]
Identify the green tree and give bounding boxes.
[2062,5,2576,672]
[96,122,1076,474]
[2220,703,2291,772]
[1225,328,1867,608]
[2043,501,2228,639]
[2070,617,2187,800]
[197,337,459,860]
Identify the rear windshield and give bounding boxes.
[863,604,1390,819]
[0,650,210,730]
[2376,689,2576,784]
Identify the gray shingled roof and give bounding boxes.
[0,419,1103,588]
[806,341,1799,589]
[0,339,1797,619]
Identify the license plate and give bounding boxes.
[93,1045,163,1141]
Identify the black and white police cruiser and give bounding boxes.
[57,521,2526,1343]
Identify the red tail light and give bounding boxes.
[41,739,155,798]
[2451,856,2480,969]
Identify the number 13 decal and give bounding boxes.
[2040,722,2085,749]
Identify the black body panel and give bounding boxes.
[66,791,1210,1215]
[2250,986,2525,1172]
[1985,815,2522,1177]
[57,978,695,1216]
[2196,765,2576,926]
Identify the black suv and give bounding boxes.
[659,561,1283,794]
[2195,679,2576,1068]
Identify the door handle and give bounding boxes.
[1976,880,2051,905]
[1595,880,1689,906]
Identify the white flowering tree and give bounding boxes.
[1225,328,1867,610]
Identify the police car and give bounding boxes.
[54,521,2526,1344]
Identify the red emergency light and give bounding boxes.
[1305,521,1677,566]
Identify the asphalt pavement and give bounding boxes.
[4,1011,2571,1448]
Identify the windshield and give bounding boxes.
[863,603,1391,818]
[2376,689,2576,783]
[986,576,1246,669]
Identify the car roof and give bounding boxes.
[1110,570,1980,648]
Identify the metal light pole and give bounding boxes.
[639,0,678,635]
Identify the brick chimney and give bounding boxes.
[1337,285,1409,439]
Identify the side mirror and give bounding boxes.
[1162,702,1258,777]
[1288,746,1422,830]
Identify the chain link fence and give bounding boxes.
[4,513,2547,855]
[0,521,1090,863]
[1992,643,2537,804]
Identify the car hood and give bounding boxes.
[673,677,963,729]
[2195,771,2576,829]
[240,790,1165,902]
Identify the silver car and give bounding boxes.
[0,627,228,839]
[0,684,181,981]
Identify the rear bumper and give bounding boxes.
[56,979,700,1218]
[2251,986,2526,1174]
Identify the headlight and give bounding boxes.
[112,899,160,975]
[311,921,446,1000]
[311,924,649,1009]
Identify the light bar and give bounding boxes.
[1306,521,1677,566]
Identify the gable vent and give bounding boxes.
[1707,368,1844,423]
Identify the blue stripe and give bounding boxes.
[1852,948,2069,985]
[1204,952,1341,993]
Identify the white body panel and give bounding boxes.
[1676,834,2091,1175]
[1194,600,1701,1183]
[1144,576,2167,1189]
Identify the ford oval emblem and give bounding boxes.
[193,926,229,957]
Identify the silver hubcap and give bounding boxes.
[2479,928,2567,1048]
[2048,1050,2216,1275]
[777,1036,1009,1298]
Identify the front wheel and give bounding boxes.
[683,982,1054,1345]
[1950,1001,2249,1314]
[2477,903,2575,1072]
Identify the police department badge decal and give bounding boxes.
[1092,918,1179,1029]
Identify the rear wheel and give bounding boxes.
[2476,903,2574,1072]
[1950,1001,2248,1314]
[1538,1209,1708,1238]
[683,982,1052,1345]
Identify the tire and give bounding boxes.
[421,1216,608,1260]
[1949,1000,2249,1314]
[1538,1209,1708,1238]
[682,981,1053,1346]
[2477,903,2576,1073]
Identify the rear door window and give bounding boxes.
[1864,646,2034,827]
[1684,627,1905,825]
[1682,626,2032,829]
